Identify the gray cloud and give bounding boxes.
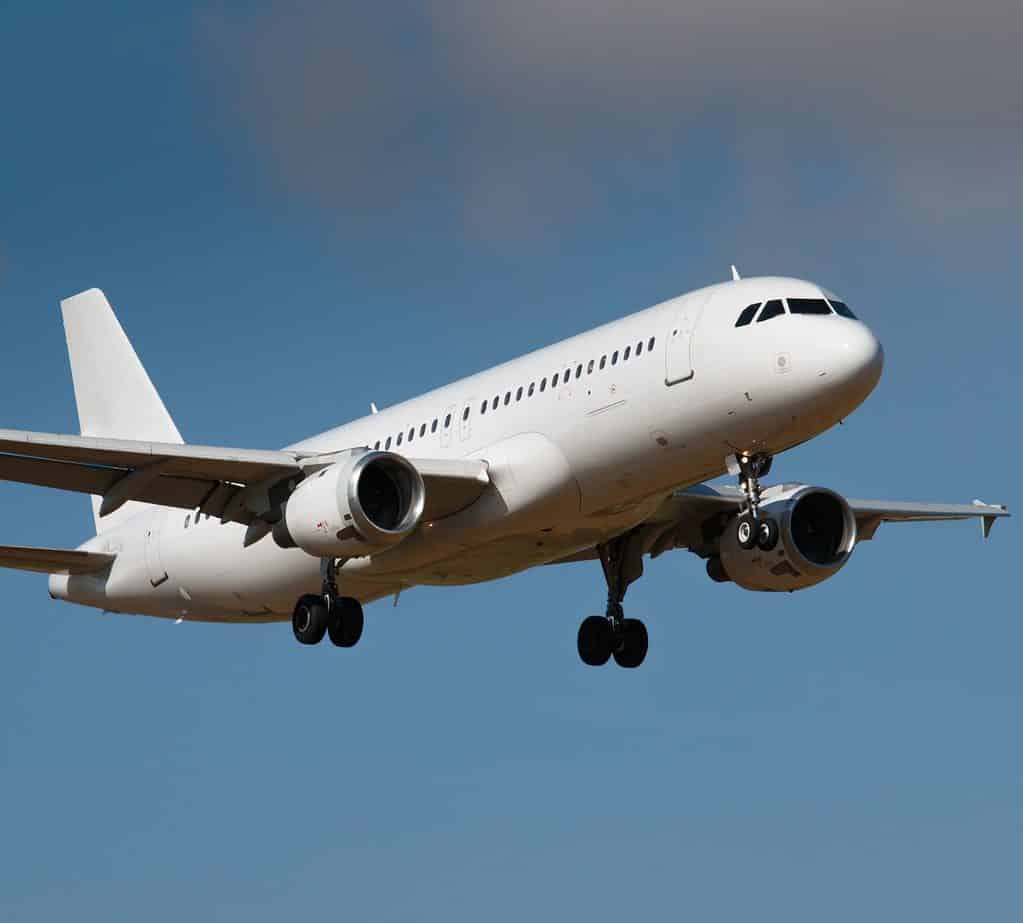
[195,1,1022,241]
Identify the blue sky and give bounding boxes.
[1,3,1019,920]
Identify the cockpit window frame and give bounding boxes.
[757,299,786,323]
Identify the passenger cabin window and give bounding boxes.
[788,298,833,315]
[528,382,535,397]
[599,355,606,370]
[623,345,631,360]
[462,406,470,421]
[504,392,511,405]
[735,303,760,327]
[648,336,656,350]
[829,299,857,319]
[636,341,643,356]
[184,514,190,529]
[408,427,414,441]
[576,364,583,378]
[480,400,487,414]
[385,436,392,449]
[374,440,381,450]
[611,350,619,365]
[492,396,499,410]
[444,414,451,428]
[431,419,438,433]
[516,386,523,401]
[539,377,547,392]
[758,299,786,322]
[397,432,403,445]
[420,424,426,437]
[587,360,595,374]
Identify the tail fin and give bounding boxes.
[60,288,183,532]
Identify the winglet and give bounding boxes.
[973,499,1008,539]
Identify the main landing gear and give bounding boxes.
[578,531,649,669]
[292,558,364,648]
[732,451,778,552]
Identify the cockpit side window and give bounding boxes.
[758,299,785,322]
[788,298,833,315]
[735,303,760,327]
[829,299,857,319]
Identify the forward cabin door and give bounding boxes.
[144,508,169,587]
[664,293,707,385]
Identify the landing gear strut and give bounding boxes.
[291,558,364,648]
[732,452,779,551]
[577,531,649,668]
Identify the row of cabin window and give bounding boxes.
[371,335,657,451]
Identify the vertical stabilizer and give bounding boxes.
[60,288,183,532]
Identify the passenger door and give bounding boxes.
[665,294,707,385]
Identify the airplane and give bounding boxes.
[0,277,1008,668]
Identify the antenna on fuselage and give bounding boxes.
[731,265,741,281]
[370,402,379,414]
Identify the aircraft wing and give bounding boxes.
[0,429,489,527]
[0,544,115,575]
[636,483,1010,559]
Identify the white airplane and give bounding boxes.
[0,277,1008,668]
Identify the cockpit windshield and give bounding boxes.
[758,299,785,322]
[734,303,760,327]
[829,299,857,319]
[787,298,833,315]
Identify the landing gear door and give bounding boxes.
[145,508,169,587]
[665,293,707,385]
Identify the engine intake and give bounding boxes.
[717,486,857,591]
[273,451,425,558]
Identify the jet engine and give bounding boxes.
[714,486,857,591]
[273,451,425,558]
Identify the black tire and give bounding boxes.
[292,594,328,645]
[736,515,758,550]
[757,517,779,551]
[578,615,614,666]
[327,597,364,648]
[613,618,648,669]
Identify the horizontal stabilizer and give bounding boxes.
[0,544,115,575]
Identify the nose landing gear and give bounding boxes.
[732,452,779,552]
[291,558,364,648]
[577,531,649,668]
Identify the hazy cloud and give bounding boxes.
[195,2,1022,241]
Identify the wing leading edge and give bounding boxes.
[0,429,490,529]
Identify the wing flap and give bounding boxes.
[0,544,115,575]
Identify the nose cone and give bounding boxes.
[826,320,884,405]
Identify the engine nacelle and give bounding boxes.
[718,486,857,591]
[273,451,425,558]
